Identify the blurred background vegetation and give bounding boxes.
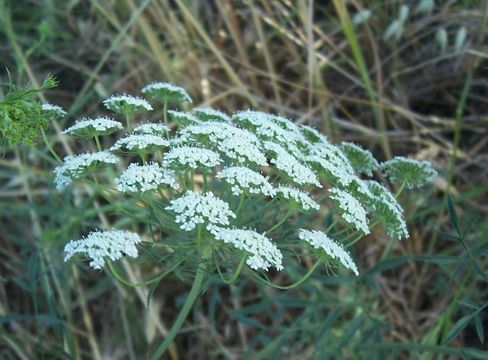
[1,0,487,358]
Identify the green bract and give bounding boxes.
[340,142,379,176]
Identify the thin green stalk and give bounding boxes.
[235,193,246,215]
[267,208,293,233]
[40,128,62,163]
[150,262,207,360]
[94,135,102,152]
[257,261,322,290]
[125,113,131,131]
[215,255,246,284]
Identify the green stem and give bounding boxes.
[107,258,184,287]
[150,262,207,360]
[125,113,131,131]
[395,181,407,198]
[235,193,246,215]
[163,99,169,136]
[215,255,246,284]
[94,135,102,152]
[258,261,321,290]
[40,128,62,163]
[267,208,293,233]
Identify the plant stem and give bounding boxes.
[94,135,102,152]
[235,193,245,215]
[267,208,292,233]
[215,255,246,284]
[395,181,407,198]
[40,128,62,163]
[125,113,131,131]
[150,262,206,360]
[259,261,322,290]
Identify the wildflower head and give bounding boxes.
[63,117,122,137]
[163,146,221,171]
[299,229,358,275]
[328,188,369,234]
[41,102,67,118]
[166,191,236,232]
[64,230,141,269]
[217,166,275,197]
[340,142,379,176]
[142,82,192,104]
[133,122,170,136]
[103,94,153,115]
[111,134,170,154]
[115,163,179,193]
[193,107,230,122]
[381,156,437,189]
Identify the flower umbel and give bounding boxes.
[64,230,141,269]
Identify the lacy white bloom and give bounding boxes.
[381,156,437,189]
[340,142,379,176]
[164,146,221,170]
[64,230,141,269]
[111,134,170,152]
[63,117,122,136]
[217,167,275,196]
[233,110,306,147]
[141,82,192,103]
[115,163,179,193]
[103,94,153,114]
[180,122,267,166]
[365,180,409,239]
[212,227,283,271]
[299,229,358,275]
[329,188,369,234]
[306,143,356,187]
[265,142,321,187]
[41,102,67,117]
[133,123,169,135]
[54,151,118,190]
[193,107,230,122]
[166,191,236,232]
[276,186,320,211]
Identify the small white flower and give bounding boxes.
[164,146,221,170]
[142,82,192,103]
[111,134,170,152]
[299,229,358,275]
[212,227,283,271]
[63,117,123,136]
[41,102,67,117]
[329,188,369,234]
[133,123,170,135]
[265,142,321,187]
[54,151,118,190]
[217,167,275,196]
[103,94,153,114]
[193,107,230,122]
[166,191,236,232]
[64,230,141,269]
[115,163,179,193]
[275,186,320,211]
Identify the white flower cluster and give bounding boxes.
[54,151,118,190]
[233,110,307,148]
[41,102,67,116]
[381,156,437,189]
[299,229,358,275]
[164,146,221,170]
[64,230,141,269]
[111,134,170,152]
[217,167,275,196]
[265,142,321,187]
[276,186,320,211]
[142,82,192,103]
[306,142,356,187]
[212,227,284,271]
[133,123,169,135]
[103,94,153,113]
[168,110,200,126]
[329,188,369,234]
[193,107,230,122]
[166,191,236,231]
[63,117,122,136]
[179,122,268,166]
[365,180,409,239]
[115,163,179,193]
[300,125,329,145]
[340,142,379,176]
